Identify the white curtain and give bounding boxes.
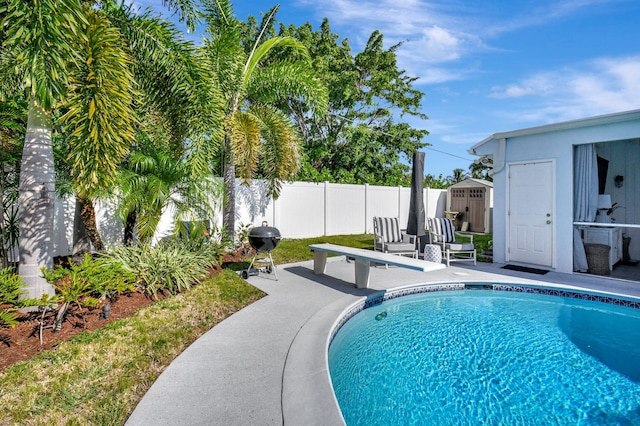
[573,144,598,271]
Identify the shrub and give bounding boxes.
[104,241,211,299]
[0,267,25,327]
[41,254,137,331]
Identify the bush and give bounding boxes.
[104,241,212,299]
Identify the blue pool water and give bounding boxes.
[328,290,640,425]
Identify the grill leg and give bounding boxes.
[267,252,278,280]
[245,251,278,281]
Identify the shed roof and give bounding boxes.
[449,178,493,189]
[469,109,640,155]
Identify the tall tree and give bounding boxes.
[96,2,224,249]
[278,20,429,186]
[0,0,88,297]
[0,0,204,297]
[199,0,327,238]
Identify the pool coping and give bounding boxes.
[282,276,640,425]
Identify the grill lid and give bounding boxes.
[249,221,281,239]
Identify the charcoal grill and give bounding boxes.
[241,221,281,280]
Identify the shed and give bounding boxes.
[468,109,640,277]
[446,178,493,233]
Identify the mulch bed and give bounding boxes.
[0,245,252,372]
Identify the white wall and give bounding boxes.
[473,113,640,274]
[48,181,447,257]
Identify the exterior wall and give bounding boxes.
[483,135,579,273]
[472,112,640,274]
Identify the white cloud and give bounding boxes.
[295,0,489,84]
[490,73,558,99]
[296,0,632,88]
[489,55,640,123]
[420,26,461,62]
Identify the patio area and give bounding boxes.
[126,257,640,426]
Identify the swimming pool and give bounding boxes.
[328,285,640,425]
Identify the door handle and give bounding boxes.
[546,220,552,224]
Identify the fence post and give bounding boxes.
[324,181,329,236]
[364,183,369,234]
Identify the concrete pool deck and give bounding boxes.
[125,258,640,425]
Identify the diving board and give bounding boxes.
[309,243,446,289]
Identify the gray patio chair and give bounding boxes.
[427,217,476,266]
[373,217,418,262]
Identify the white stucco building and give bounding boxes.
[469,110,640,277]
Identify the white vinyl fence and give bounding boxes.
[49,180,446,257]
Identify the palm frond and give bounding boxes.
[60,7,137,198]
[249,61,328,117]
[159,0,201,33]
[201,0,236,31]
[227,111,261,182]
[2,0,88,109]
[200,30,245,102]
[106,2,223,149]
[251,104,300,197]
[244,37,310,86]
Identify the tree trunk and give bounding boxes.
[72,197,92,263]
[222,137,236,241]
[123,210,137,246]
[78,196,105,251]
[18,99,55,298]
[53,301,69,332]
[0,169,8,270]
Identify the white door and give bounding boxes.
[507,161,554,267]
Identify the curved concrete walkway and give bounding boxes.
[126,258,640,425]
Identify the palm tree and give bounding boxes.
[117,140,221,244]
[0,0,204,297]
[448,168,468,185]
[65,2,223,253]
[469,158,493,181]
[199,0,327,238]
[0,0,87,297]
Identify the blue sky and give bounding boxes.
[135,0,640,179]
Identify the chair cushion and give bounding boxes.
[427,217,455,243]
[445,242,474,251]
[384,242,415,253]
[374,217,402,243]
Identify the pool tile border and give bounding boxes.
[330,282,640,343]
